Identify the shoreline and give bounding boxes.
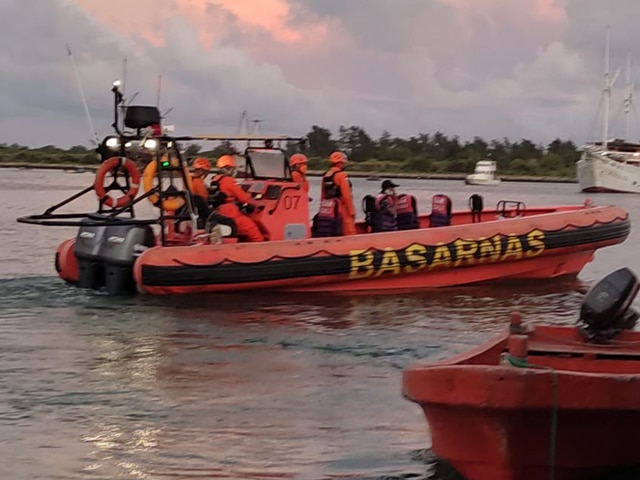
[0,162,577,184]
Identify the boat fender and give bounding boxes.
[93,157,140,208]
[507,335,529,361]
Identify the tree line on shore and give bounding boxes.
[0,125,581,178]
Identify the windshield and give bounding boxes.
[246,148,288,179]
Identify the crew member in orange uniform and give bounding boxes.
[190,157,211,202]
[321,151,356,236]
[211,155,265,242]
[289,153,309,194]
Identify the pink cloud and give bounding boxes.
[68,0,328,49]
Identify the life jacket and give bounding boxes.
[322,170,353,200]
[373,193,397,232]
[312,198,342,237]
[322,171,341,199]
[395,194,419,230]
[429,194,452,227]
[208,174,229,208]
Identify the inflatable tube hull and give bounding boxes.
[134,205,630,295]
[55,238,79,284]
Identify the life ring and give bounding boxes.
[142,157,193,211]
[94,157,140,208]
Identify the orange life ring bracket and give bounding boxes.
[93,157,141,208]
[142,158,192,212]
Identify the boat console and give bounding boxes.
[578,267,640,342]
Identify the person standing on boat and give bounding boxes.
[191,157,211,202]
[190,157,213,228]
[289,153,309,194]
[210,155,265,242]
[321,151,356,236]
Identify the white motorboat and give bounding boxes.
[465,160,501,186]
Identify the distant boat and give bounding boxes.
[576,28,640,193]
[465,160,501,186]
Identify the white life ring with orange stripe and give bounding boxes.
[142,157,193,211]
[93,157,140,208]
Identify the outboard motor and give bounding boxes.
[578,267,640,342]
[74,218,109,290]
[97,224,155,295]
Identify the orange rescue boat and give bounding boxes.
[403,267,640,480]
[134,201,629,295]
[16,81,631,296]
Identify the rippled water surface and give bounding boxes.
[2,169,640,479]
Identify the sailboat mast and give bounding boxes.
[603,25,611,149]
[625,53,633,140]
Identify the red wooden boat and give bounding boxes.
[403,267,640,480]
[16,82,631,295]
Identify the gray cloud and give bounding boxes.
[2,0,640,149]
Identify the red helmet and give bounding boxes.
[216,155,236,169]
[193,157,211,171]
[289,153,308,167]
[329,151,348,165]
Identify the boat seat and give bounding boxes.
[396,194,419,230]
[469,194,483,223]
[429,194,452,227]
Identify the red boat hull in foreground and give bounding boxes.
[403,287,640,480]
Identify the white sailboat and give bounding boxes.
[465,160,501,186]
[577,28,640,193]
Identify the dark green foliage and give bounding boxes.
[0,126,582,178]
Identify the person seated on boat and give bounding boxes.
[319,151,356,236]
[289,153,309,194]
[373,180,399,232]
[210,155,265,242]
[186,157,213,228]
[368,180,419,232]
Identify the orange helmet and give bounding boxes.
[329,151,348,165]
[193,157,211,171]
[216,155,236,169]
[289,153,308,167]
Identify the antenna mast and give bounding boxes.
[603,25,611,149]
[66,44,99,145]
[624,53,633,140]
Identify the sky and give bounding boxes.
[1,0,640,148]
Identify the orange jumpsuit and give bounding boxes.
[213,174,264,242]
[191,176,209,202]
[291,170,309,194]
[321,167,356,236]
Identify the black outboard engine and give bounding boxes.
[74,218,109,290]
[97,224,155,295]
[578,267,640,342]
